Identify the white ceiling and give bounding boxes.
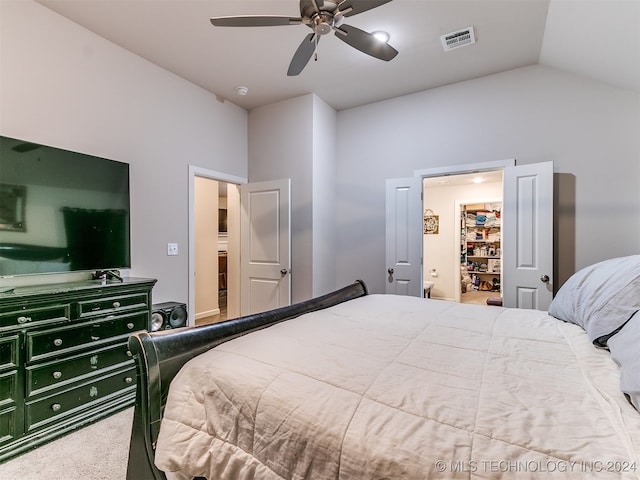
[34,0,640,111]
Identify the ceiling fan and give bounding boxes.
[210,0,398,76]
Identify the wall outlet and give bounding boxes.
[167,243,178,256]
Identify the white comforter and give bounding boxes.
[155,295,640,479]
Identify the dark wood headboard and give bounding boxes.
[126,280,368,480]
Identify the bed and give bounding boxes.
[126,256,640,480]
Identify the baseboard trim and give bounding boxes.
[195,308,221,320]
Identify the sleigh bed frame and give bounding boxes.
[125,280,368,480]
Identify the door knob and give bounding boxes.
[280,269,288,276]
[387,268,394,275]
[540,274,550,283]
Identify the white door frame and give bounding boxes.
[188,165,247,326]
[415,159,516,179]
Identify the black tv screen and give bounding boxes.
[0,135,131,277]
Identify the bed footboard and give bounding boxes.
[126,280,368,480]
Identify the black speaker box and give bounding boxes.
[150,301,187,331]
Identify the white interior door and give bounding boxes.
[502,161,554,310]
[240,179,291,315]
[385,177,423,296]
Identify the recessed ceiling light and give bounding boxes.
[372,31,390,43]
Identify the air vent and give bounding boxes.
[441,26,476,51]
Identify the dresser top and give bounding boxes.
[0,277,156,299]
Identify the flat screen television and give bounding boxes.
[0,135,131,278]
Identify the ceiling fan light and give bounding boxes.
[372,30,390,43]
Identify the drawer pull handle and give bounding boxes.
[126,350,133,357]
[125,376,133,384]
[113,301,121,308]
[126,323,135,330]
[51,403,61,412]
[52,371,62,379]
[17,316,32,324]
[53,338,63,347]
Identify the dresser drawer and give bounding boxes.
[0,277,155,462]
[78,292,149,319]
[0,335,19,371]
[25,366,136,433]
[0,407,18,446]
[26,342,133,398]
[0,371,18,409]
[0,303,70,330]
[26,311,147,363]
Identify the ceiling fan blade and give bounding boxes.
[210,15,303,27]
[334,24,398,61]
[288,33,319,76]
[338,0,393,17]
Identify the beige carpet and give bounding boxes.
[0,407,133,480]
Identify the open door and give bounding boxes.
[240,179,291,315]
[385,177,423,296]
[502,161,554,310]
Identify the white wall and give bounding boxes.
[248,95,314,303]
[311,96,337,297]
[248,93,338,302]
[336,64,640,294]
[0,0,248,304]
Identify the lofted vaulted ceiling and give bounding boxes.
[34,0,639,111]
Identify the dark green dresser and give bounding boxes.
[0,277,156,462]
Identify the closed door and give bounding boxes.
[502,161,554,309]
[385,177,423,296]
[240,179,291,315]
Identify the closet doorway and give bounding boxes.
[422,171,503,305]
[193,176,241,325]
[390,159,553,309]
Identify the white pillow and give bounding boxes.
[548,255,640,346]
[608,311,640,411]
